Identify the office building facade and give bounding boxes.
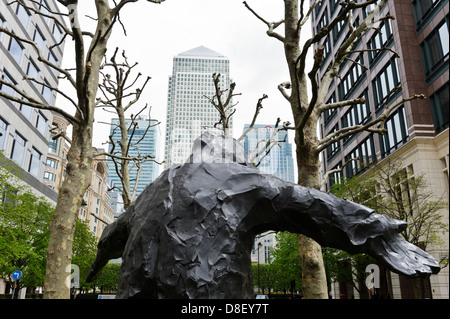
[312,0,448,298]
[0,0,66,203]
[242,124,295,183]
[164,46,233,167]
[107,116,160,209]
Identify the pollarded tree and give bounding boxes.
[96,48,161,209]
[244,0,425,298]
[0,0,166,299]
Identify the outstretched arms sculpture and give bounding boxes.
[87,133,440,298]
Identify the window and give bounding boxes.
[420,19,449,79]
[324,92,337,125]
[0,15,5,41]
[372,57,400,109]
[36,111,48,136]
[48,134,58,153]
[341,90,371,137]
[42,79,52,103]
[1,71,17,98]
[316,11,328,33]
[16,4,30,29]
[367,19,393,62]
[380,106,409,158]
[0,117,8,150]
[38,0,51,25]
[412,0,441,28]
[28,147,42,177]
[330,0,341,14]
[328,162,343,190]
[345,135,375,179]
[8,36,24,65]
[26,59,40,88]
[44,171,55,181]
[47,50,58,75]
[11,132,27,167]
[52,23,63,43]
[326,124,340,161]
[19,104,33,120]
[33,27,46,53]
[338,54,365,100]
[46,158,57,168]
[332,9,346,42]
[429,83,449,134]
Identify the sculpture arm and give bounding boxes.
[263,177,440,277]
[85,204,134,282]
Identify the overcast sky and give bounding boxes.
[56,0,313,166]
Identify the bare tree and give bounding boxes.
[0,0,166,299]
[202,73,241,137]
[244,0,425,298]
[96,48,161,209]
[205,74,293,169]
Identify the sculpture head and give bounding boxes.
[186,131,252,166]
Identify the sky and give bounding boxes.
[56,0,313,168]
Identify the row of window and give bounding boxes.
[15,1,64,50]
[0,73,49,139]
[337,54,365,100]
[328,106,409,186]
[420,17,449,81]
[0,118,43,178]
[412,0,445,30]
[3,38,55,104]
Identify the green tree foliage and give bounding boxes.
[72,219,98,290]
[251,232,303,295]
[93,262,121,293]
[0,153,100,293]
[0,159,54,290]
[271,232,302,293]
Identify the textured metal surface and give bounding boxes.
[86,132,440,299]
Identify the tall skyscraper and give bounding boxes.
[242,124,295,183]
[0,0,66,204]
[312,0,448,299]
[107,116,160,207]
[164,46,233,167]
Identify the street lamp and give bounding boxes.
[257,242,262,294]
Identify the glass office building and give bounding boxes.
[164,46,233,167]
[107,116,160,202]
[242,124,295,183]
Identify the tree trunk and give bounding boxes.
[43,0,112,298]
[294,123,329,299]
[43,122,93,299]
[297,235,328,299]
[278,0,329,299]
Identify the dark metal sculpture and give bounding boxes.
[86,132,440,298]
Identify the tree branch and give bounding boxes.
[320,156,360,189]
[297,45,324,147]
[238,94,268,141]
[0,79,79,124]
[317,93,426,153]
[277,81,291,102]
[243,1,285,42]
[0,26,77,89]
